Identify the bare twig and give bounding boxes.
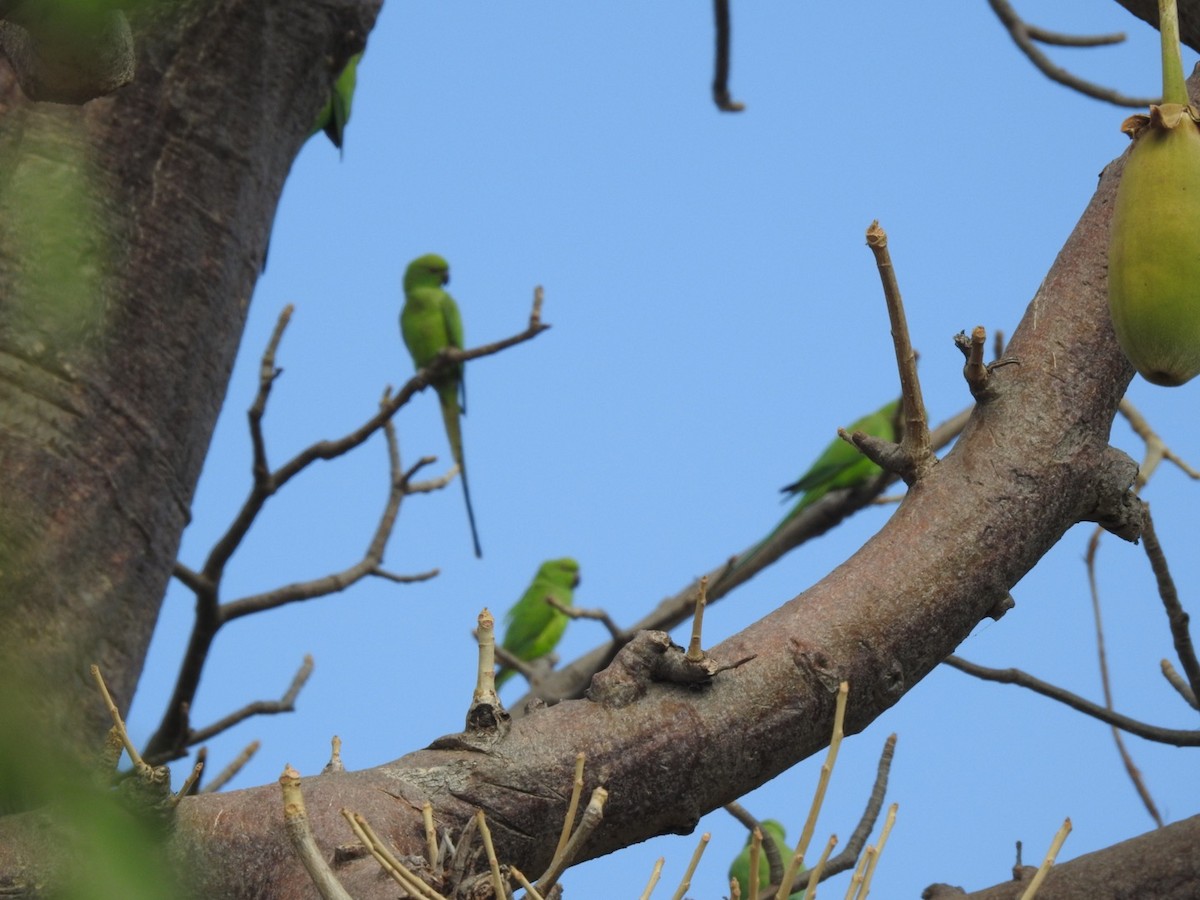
[172,760,203,804]
[822,733,897,878]
[510,868,544,900]
[798,833,836,900]
[712,0,744,112]
[724,803,787,895]
[184,656,314,751]
[549,598,629,642]
[1019,818,1072,900]
[281,765,355,900]
[856,803,897,898]
[1142,510,1200,706]
[726,730,897,897]
[986,0,1157,107]
[322,735,344,775]
[783,682,849,894]
[249,304,293,481]
[1085,529,1163,826]
[474,810,507,900]
[150,301,548,760]
[536,786,608,895]
[342,809,448,900]
[943,655,1200,745]
[512,410,970,711]
[202,739,261,793]
[423,801,438,869]
[670,832,710,900]
[91,664,146,770]
[865,221,935,484]
[1118,398,1200,488]
[640,858,665,900]
[686,576,708,662]
[552,753,587,868]
[1161,658,1199,710]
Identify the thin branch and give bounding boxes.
[222,422,409,623]
[1025,24,1125,48]
[1085,528,1163,827]
[723,802,787,894]
[280,765,355,900]
[1142,509,1200,705]
[669,832,709,900]
[1161,658,1199,710]
[822,733,897,878]
[987,0,1157,107]
[185,656,314,748]
[536,786,608,895]
[512,409,971,711]
[1018,818,1072,900]
[202,740,261,793]
[249,304,293,481]
[1117,398,1200,488]
[550,599,629,643]
[865,221,935,485]
[711,0,744,111]
[943,655,1200,745]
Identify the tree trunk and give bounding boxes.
[0,0,378,752]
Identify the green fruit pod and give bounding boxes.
[1108,103,1200,386]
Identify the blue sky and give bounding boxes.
[128,2,1200,896]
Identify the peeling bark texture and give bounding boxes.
[0,0,379,755]
[1,1,1199,898]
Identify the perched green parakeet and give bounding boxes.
[728,820,805,900]
[729,399,901,578]
[309,52,361,153]
[496,558,581,687]
[401,253,482,557]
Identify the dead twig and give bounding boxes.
[987,0,1157,107]
[1085,528,1163,826]
[943,655,1200,746]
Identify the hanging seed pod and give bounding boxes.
[1107,0,1200,386]
[1107,103,1200,386]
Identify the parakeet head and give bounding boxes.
[539,557,581,588]
[404,253,450,292]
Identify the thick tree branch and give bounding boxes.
[19,67,1160,900]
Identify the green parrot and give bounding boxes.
[728,820,805,900]
[401,253,482,557]
[309,52,361,153]
[729,399,901,578]
[496,558,581,687]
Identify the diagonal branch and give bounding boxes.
[987,0,1158,107]
[510,407,971,712]
[1142,509,1200,705]
[1085,527,1163,827]
[145,299,547,763]
[942,655,1200,746]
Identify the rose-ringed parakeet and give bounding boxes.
[729,399,901,578]
[309,52,361,153]
[728,819,806,900]
[401,253,482,557]
[496,558,581,687]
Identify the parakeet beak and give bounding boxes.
[572,574,581,588]
[440,271,450,285]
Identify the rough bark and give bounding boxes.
[0,0,378,752]
[0,1,1197,898]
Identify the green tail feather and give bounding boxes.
[438,385,481,558]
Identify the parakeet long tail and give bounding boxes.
[438,383,482,558]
